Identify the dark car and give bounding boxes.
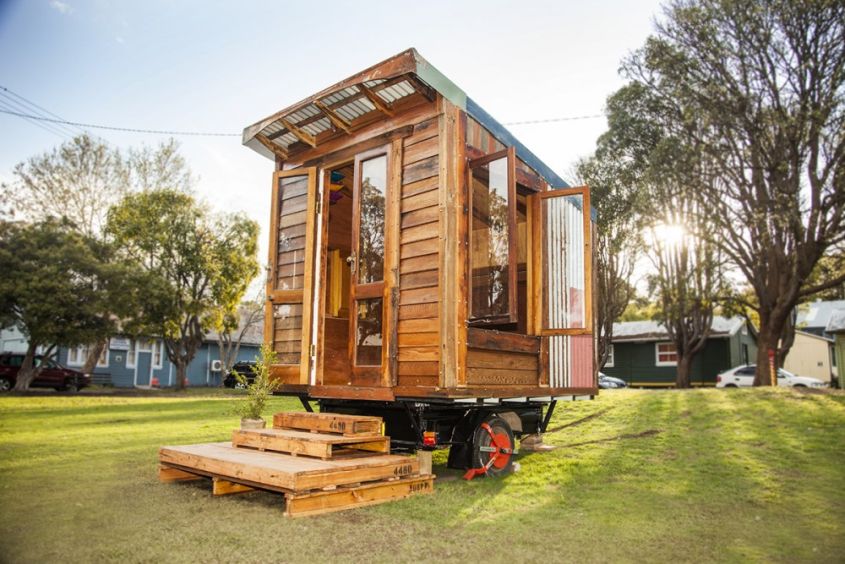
[223,360,258,388]
[0,353,90,392]
[599,372,628,389]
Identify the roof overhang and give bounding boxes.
[242,48,568,188]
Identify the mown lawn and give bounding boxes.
[0,388,843,563]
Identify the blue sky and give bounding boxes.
[0,0,663,260]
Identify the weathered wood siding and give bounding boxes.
[465,349,540,386]
[397,117,440,387]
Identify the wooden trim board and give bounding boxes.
[232,428,389,459]
[273,411,382,436]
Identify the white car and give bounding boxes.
[716,365,827,388]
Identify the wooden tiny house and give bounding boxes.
[243,49,596,406]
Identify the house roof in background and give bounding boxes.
[612,316,747,343]
[825,309,845,334]
[797,300,845,330]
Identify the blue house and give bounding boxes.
[56,311,263,388]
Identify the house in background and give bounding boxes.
[826,309,845,389]
[603,317,757,387]
[788,300,843,383]
[3,311,263,388]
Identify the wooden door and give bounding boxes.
[532,186,594,389]
[348,148,390,386]
[265,167,319,386]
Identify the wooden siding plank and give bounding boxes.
[402,155,438,185]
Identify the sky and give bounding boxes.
[0,0,664,266]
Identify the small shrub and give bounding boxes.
[234,343,280,421]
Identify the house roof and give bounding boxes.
[795,329,835,343]
[241,48,569,189]
[612,316,747,343]
[796,300,845,331]
[826,309,845,334]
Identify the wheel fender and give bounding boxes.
[498,411,523,434]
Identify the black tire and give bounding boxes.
[725,384,738,388]
[0,378,10,392]
[63,378,79,393]
[469,415,515,478]
[793,384,806,388]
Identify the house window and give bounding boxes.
[605,344,615,368]
[67,345,108,368]
[153,340,164,369]
[126,340,136,368]
[655,342,678,366]
[468,147,516,324]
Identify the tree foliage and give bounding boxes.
[0,134,128,238]
[106,189,259,390]
[622,0,845,385]
[0,220,136,390]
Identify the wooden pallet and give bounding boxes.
[232,428,389,459]
[273,412,382,436]
[159,442,418,491]
[284,474,434,517]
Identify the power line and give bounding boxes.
[0,99,70,140]
[502,114,604,126]
[0,85,84,137]
[0,108,240,137]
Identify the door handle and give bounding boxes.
[346,253,356,274]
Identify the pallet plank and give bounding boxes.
[273,412,382,436]
[284,475,435,518]
[232,428,389,459]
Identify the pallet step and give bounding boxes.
[232,428,390,459]
[273,412,382,436]
[284,474,434,518]
[159,442,418,492]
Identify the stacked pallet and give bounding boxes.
[158,412,434,517]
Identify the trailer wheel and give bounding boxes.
[469,415,515,478]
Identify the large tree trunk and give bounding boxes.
[754,326,778,387]
[82,340,108,376]
[174,361,187,391]
[675,355,693,389]
[13,342,40,391]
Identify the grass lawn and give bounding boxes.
[1,388,843,563]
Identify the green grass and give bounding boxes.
[1,388,844,563]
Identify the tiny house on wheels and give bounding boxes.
[243,49,596,475]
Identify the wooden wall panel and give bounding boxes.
[397,117,440,387]
[465,348,540,387]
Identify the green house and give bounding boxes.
[603,317,758,387]
[826,309,845,389]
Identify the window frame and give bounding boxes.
[605,344,615,368]
[467,146,517,326]
[67,345,108,368]
[655,342,678,367]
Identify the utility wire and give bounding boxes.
[0,88,604,138]
[0,108,240,137]
[502,114,604,126]
[0,99,70,140]
[0,86,84,137]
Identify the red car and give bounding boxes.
[0,353,90,392]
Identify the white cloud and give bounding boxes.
[50,0,72,15]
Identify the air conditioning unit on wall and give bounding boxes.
[211,359,223,372]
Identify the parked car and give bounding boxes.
[599,372,628,389]
[223,360,258,388]
[0,353,90,392]
[716,365,826,388]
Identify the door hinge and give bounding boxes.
[310,343,317,357]
[316,197,322,215]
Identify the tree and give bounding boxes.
[212,297,264,375]
[576,96,648,368]
[0,134,127,237]
[0,134,131,375]
[107,189,259,390]
[623,0,845,385]
[0,220,129,390]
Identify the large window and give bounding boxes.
[605,344,615,368]
[655,342,678,366]
[67,345,108,368]
[469,147,516,324]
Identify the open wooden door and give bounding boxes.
[265,167,319,386]
[533,186,594,389]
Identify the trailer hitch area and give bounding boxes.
[463,422,516,481]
